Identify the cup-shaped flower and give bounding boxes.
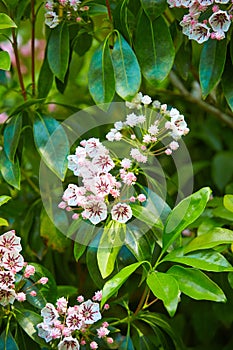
[111,203,132,224]
[0,230,22,253]
[58,337,80,350]
[78,299,102,324]
[209,10,231,32]
[82,200,107,225]
[41,303,60,324]
[2,252,24,273]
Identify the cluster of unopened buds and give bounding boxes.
[44,0,89,28]
[37,290,113,349]
[59,93,189,226]
[167,0,233,43]
[0,230,48,306]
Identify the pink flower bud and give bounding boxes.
[104,303,110,310]
[129,196,136,203]
[16,292,26,302]
[107,337,114,344]
[77,295,84,303]
[24,264,36,278]
[30,290,37,297]
[39,277,48,285]
[81,340,86,345]
[72,213,79,220]
[58,201,67,209]
[90,341,98,349]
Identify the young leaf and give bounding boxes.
[224,194,233,213]
[97,221,126,278]
[183,227,233,254]
[0,195,11,206]
[163,249,233,272]
[47,22,69,82]
[0,151,21,189]
[141,0,167,20]
[33,113,69,180]
[199,39,227,99]
[162,187,211,253]
[101,261,148,307]
[0,218,8,226]
[167,265,226,302]
[88,36,115,105]
[0,51,11,70]
[111,31,141,100]
[0,13,17,29]
[146,271,180,317]
[134,11,175,83]
[4,113,22,162]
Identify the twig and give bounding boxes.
[12,29,27,101]
[31,0,36,96]
[134,286,149,316]
[169,71,233,129]
[106,0,112,22]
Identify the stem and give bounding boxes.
[21,168,40,194]
[31,0,36,96]
[169,71,233,129]
[12,29,27,101]
[134,286,149,316]
[106,0,112,22]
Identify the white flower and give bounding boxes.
[0,287,16,306]
[114,121,123,130]
[130,148,147,163]
[0,230,22,253]
[41,303,59,324]
[82,200,107,224]
[2,252,24,273]
[0,270,15,288]
[94,175,111,197]
[189,23,210,44]
[143,134,151,143]
[67,155,80,176]
[62,184,86,207]
[121,158,132,169]
[114,132,122,141]
[97,326,110,338]
[37,323,53,343]
[126,113,139,127]
[152,100,161,108]
[45,11,59,28]
[125,92,143,109]
[66,312,82,330]
[148,124,159,135]
[137,114,146,123]
[170,141,179,150]
[69,0,81,10]
[106,132,115,141]
[111,203,132,223]
[209,10,231,32]
[79,299,102,324]
[141,95,152,105]
[85,138,107,158]
[58,336,80,350]
[92,154,115,173]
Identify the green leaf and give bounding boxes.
[222,58,233,111]
[0,195,11,206]
[0,217,8,226]
[0,51,11,70]
[125,224,154,261]
[162,187,211,253]
[212,151,233,191]
[97,221,126,278]
[88,36,115,105]
[0,330,19,350]
[73,31,93,56]
[131,203,163,229]
[183,227,233,254]
[134,11,175,83]
[224,194,233,213]
[38,55,53,98]
[33,113,69,180]
[167,265,226,302]
[146,271,180,317]
[0,151,21,189]
[0,13,17,29]
[163,248,233,272]
[57,285,78,298]
[199,39,227,99]
[101,261,148,307]
[40,208,70,252]
[111,31,141,100]
[175,40,192,80]
[16,308,46,346]
[4,113,22,162]
[119,336,135,350]
[47,22,69,82]
[140,0,167,20]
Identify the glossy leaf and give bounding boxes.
[212,151,233,191]
[134,11,175,83]
[224,194,233,213]
[88,36,115,105]
[119,336,135,350]
[73,31,93,56]
[0,217,8,226]
[0,195,11,206]
[175,40,192,80]
[97,221,126,278]
[131,203,163,229]
[168,265,226,302]
[4,113,22,161]
[147,271,180,316]
[163,248,233,272]
[101,261,148,307]
[199,39,227,98]
[184,227,233,253]
[0,330,19,350]
[0,13,17,29]
[125,224,154,261]
[222,58,233,111]
[162,187,211,253]
[141,0,167,20]
[0,151,21,189]
[40,208,70,252]
[0,50,11,70]
[47,22,69,82]
[16,308,46,346]
[111,31,141,99]
[38,54,53,98]
[33,113,69,180]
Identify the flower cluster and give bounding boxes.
[0,230,48,306]
[37,291,113,349]
[60,93,189,226]
[44,0,89,28]
[167,0,233,43]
